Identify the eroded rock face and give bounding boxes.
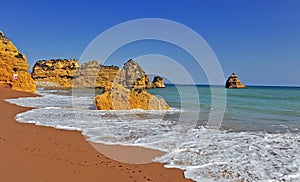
[114,59,151,89]
[31,58,166,90]
[95,65,120,90]
[225,73,247,89]
[31,59,80,88]
[32,60,102,88]
[132,75,151,89]
[73,61,101,88]
[0,32,36,92]
[152,76,166,88]
[94,59,169,110]
[94,84,169,110]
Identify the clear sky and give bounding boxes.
[1,0,300,86]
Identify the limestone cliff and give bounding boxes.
[31,59,80,88]
[0,32,36,92]
[73,61,101,88]
[94,83,169,110]
[225,73,247,89]
[31,58,166,90]
[95,65,120,90]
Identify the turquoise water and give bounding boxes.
[149,85,300,132]
[6,85,300,181]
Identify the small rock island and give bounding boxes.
[225,73,247,89]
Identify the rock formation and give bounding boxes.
[132,75,151,89]
[94,83,169,110]
[0,32,36,92]
[114,59,151,89]
[32,60,101,88]
[31,59,80,88]
[94,59,169,110]
[95,65,120,90]
[31,58,166,90]
[151,76,166,88]
[225,73,247,89]
[94,59,166,90]
[73,61,101,88]
[30,57,169,110]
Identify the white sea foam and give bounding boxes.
[5,89,300,182]
[156,128,300,181]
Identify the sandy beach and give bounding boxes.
[0,86,192,182]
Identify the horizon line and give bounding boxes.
[164,83,300,88]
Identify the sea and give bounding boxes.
[6,85,300,181]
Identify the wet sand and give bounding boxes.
[0,87,192,182]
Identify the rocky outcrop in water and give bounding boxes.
[0,32,36,92]
[31,59,80,88]
[225,73,247,89]
[94,83,169,110]
[151,76,166,88]
[94,59,169,110]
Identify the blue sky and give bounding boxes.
[1,0,300,86]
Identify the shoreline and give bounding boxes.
[0,87,192,181]
[90,142,165,164]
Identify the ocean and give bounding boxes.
[6,85,300,181]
